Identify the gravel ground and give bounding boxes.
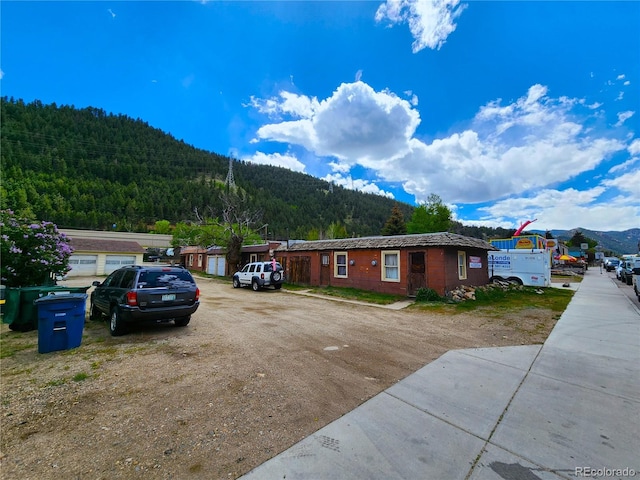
[0,276,559,479]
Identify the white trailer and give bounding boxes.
[488,250,551,287]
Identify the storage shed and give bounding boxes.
[280,233,498,297]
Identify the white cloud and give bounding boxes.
[603,170,640,199]
[404,90,419,106]
[616,91,624,101]
[243,152,306,173]
[609,157,639,174]
[355,69,363,82]
[249,82,629,206]
[617,74,626,80]
[628,139,640,156]
[322,173,395,198]
[375,0,467,52]
[107,8,116,18]
[0,69,4,80]
[624,80,631,86]
[475,187,639,231]
[247,91,320,119]
[614,110,634,127]
[255,81,420,164]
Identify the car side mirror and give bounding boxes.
[92,280,101,286]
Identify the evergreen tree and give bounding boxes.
[381,205,407,236]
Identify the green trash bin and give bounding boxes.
[4,285,91,332]
[2,287,22,328]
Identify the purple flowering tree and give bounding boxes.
[0,210,74,287]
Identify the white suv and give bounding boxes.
[232,261,284,291]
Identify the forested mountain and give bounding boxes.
[1,97,414,239]
[2,97,634,252]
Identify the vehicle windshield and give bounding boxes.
[137,270,195,288]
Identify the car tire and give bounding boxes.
[507,277,523,286]
[232,276,241,288]
[252,280,260,292]
[271,271,282,283]
[109,307,127,336]
[174,316,190,327]
[626,276,633,286]
[89,301,101,320]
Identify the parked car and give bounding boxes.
[90,265,200,336]
[615,262,625,280]
[232,260,284,291]
[604,257,620,272]
[620,259,639,285]
[633,267,640,302]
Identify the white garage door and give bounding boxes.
[207,256,226,276]
[105,255,136,274]
[67,255,98,276]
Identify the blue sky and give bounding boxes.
[2,1,639,232]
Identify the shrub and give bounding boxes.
[415,287,442,302]
[0,210,73,287]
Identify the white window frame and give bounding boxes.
[188,254,194,267]
[334,252,348,278]
[381,250,401,282]
[250,253,258,263]
[197,254,203,267]
[458,251,467,280]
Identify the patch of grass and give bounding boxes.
[305,286,406,305]
[72,372,89,382]
[46,378,66,387]
[551,274,583,283]
[282,283,309,291]
[0,341,37,358]
[455,285,574,313]
[411,284,574,316]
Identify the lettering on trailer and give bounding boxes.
[490,255,512,267]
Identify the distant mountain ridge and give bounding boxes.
[533,228,640,256]
[1,97,636,248]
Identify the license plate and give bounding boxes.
[162,294,176,301]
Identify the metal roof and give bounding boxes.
[283,233,498,252]
[69,238,145,254]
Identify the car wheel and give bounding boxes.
[232,276,241,288]
[174,316,190,327]
[274,284,282,290]
[109,308,127,336]
[507,277,523,286]
[89,301,101,320]
[271,271,282,283]
[252,280,260,292]
[626,276,633,286]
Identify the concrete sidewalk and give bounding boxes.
[241,271,640,480]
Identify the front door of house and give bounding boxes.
[320,253,330,285]
[408,252,426,296]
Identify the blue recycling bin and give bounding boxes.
[34,293,88,354]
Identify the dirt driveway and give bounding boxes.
[0,276,559,479]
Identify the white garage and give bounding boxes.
[104,255,137,275]
[67,238,145,277]
[207,255,226,276]
[67,255,98,276]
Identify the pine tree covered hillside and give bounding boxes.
[1,97,414,239]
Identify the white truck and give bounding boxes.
[488,250,551,287]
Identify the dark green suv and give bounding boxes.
[90,265,200,336]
